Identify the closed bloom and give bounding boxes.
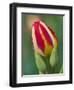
[32,20,58,57]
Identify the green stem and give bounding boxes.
[45,57,51,74]
[47,59,49,73]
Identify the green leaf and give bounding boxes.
[34,52,47,74]
[39,71,47,74]
[49,47,58,67]
[60,65,63,73]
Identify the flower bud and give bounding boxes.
[32,20,58,57]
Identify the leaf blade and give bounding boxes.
[34,52,47,74]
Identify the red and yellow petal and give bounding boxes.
[32,20,58,57]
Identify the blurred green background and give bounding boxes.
[22,13,63,75]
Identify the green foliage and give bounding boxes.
[60,65,63,73]
[49,47,58,67]
[35,52,47,74]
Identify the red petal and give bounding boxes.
[33,21,45,52]
[48,26,58,43]
[40,23,53,47]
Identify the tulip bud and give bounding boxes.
[32,20,58,57]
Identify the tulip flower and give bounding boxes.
[32,20,58,57]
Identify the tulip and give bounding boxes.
[32,20,58,57]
